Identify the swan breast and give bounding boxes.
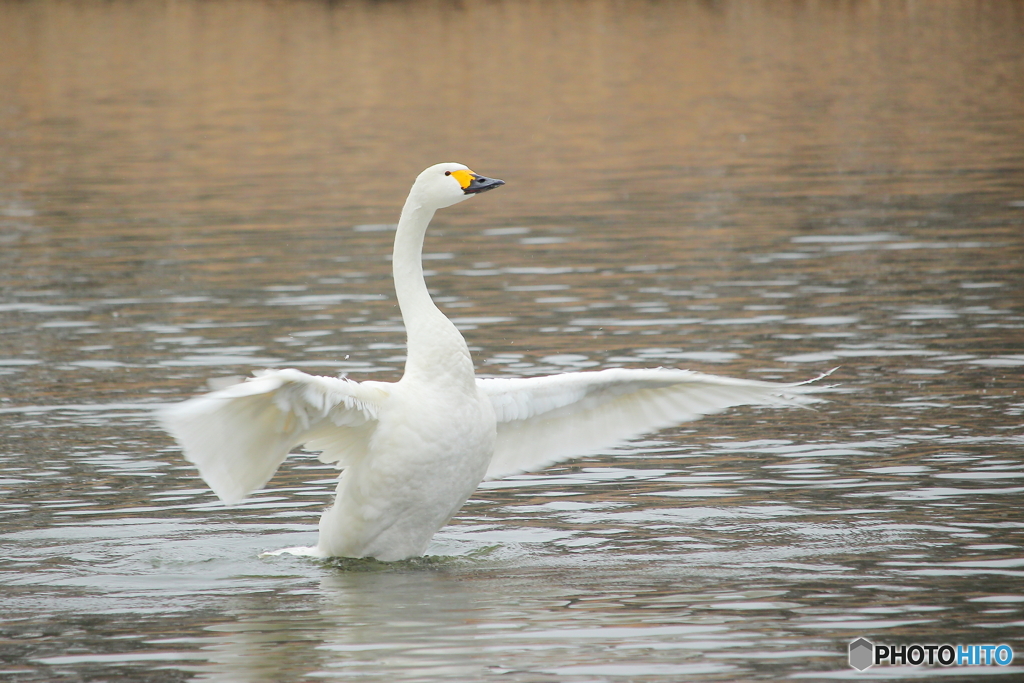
[316,377,496,559]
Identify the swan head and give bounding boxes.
[410,163,505,210]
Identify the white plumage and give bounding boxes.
[159,162,831,561]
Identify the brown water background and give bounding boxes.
[2,1,1023,681]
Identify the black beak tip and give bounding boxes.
[464,176,506,195]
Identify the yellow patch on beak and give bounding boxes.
[449,169,475,190]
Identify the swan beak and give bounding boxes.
[463,173,505,195]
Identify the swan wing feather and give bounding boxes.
[158,368,385,505]
[478,367,832,480]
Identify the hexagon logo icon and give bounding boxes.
[849,638,874,670]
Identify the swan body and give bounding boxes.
[159,162,831,561]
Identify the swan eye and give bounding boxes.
[444,171,451,176]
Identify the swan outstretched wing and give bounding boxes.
[478,368,832,480]
[158,369,387,505]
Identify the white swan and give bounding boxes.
[159,162,831,561]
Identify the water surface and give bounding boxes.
[1,1,1023,681]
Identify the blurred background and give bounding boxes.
[1,1,1023,681]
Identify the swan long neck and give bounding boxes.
[392,196,474,383]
